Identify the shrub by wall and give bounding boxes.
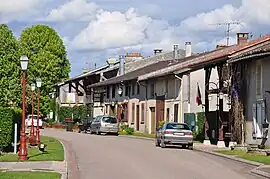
[0,108,15,151]
[58,105,92,123]
[195,112,205,142]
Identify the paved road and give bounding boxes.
[42,129,264,179]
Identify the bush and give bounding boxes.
[195,112,205,142]
[158,120,166,128]
[0,108,15,152]
[124,127,134,135]
[58,105,92,123]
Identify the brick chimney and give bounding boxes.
[237,33,249,45]
[185,42,192,57]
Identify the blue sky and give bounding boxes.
[1,0,270,77]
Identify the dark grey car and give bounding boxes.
[155,122,193,149]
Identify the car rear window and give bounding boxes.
[102,117,117,124]
[166,123,190,130]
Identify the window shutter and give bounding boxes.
[252,103,257,137]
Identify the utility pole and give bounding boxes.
[213,22,241,46]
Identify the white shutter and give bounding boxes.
[261,101,266,124]
[252,103,257,137]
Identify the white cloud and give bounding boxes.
[47,0,99,22]
[0,0,39,13]
[70,0,270,53]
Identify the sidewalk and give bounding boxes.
[193,143,270,178]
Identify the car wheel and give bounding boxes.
[155,138,160,147]
[115,132,119,136]
[160,139,166,148]
[96,128,100,135]
[188,144,193,150]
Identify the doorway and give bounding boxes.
[150,107,156,134]
[136,105,140,131]
[174,104,179,122]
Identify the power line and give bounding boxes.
[212,21,241,46]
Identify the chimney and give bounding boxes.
[173,44,179,60]
[237,33,249,45]
[119,55,125,76]
[185,42,192,57]
[154,49,163,55]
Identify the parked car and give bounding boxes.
[78,117,95,133]
[25,115,43,128]
[89,115,119,135]
[155,122,193,149]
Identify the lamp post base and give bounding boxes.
[36,129,40,144]
[18,132,28,161]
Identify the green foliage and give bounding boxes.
[195,112,205,142]
[158,120,166,128]
[58,105,91,123]
[19,24,71,116]
[0,24,21,108]
[124,127,134,135]
[0,108,15,151]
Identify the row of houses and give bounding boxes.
[55,33,270,146]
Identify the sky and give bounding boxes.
[1,0,270,77]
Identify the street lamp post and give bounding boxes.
[18,55,29,161]
[36,78,42,144]
[29,83,36,144]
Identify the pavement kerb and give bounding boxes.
[118,135,155,141]
[250,166,270,178]
[58,140,68,179]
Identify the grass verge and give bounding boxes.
[0,136,64,162]
[0,171,61,179]
[118,131,155,138]
[216,150,270,165]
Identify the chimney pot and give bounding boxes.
[237,33,249,45]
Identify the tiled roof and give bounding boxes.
[138,35,270,81]
[89,60,179,88]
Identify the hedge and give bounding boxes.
[58,105,92,123]
[0,107,21,152]
[194,112,205,142]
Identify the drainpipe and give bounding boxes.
[137,81,148,133]
[174,74,183,122]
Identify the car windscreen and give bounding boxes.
[102,117,117,124]
[166,123,190,130]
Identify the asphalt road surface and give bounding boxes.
[42,129,265,179]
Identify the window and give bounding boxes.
[256,62,262,98]
[106,86,110,99]
[166,108,170,121]
[132,83,135,95]
[166,123,190,130]
[102,116,117,124]
[125,85,129,96]
[165,79,169,94]
[137,84,140,94]
[132,103,135,124]
[141,103,145,123]
[150,83,155,98]
[112,85,116,98]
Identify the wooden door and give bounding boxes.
[136,105,140,131]
[174,104,179,122]
[150,107,156,134]
[156,95,165,129]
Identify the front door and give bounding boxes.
[150,107,156,134]
[136,105,140,131]
[174,104,179,122]
[156,95,165,129]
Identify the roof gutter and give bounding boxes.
[228,52,270,63]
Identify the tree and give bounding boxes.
[19,25,71,116]
[0,24,21,108]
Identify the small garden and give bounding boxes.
[0,136,64,162]
[216,150,270,165]
[0,171,61,179]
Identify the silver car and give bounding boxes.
[90,115,119,135]
[155,122,193,149]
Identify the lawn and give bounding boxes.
[0,171,61,179]
[119,131,156,138]
[0,136,64,162]
[217,150,270,165]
